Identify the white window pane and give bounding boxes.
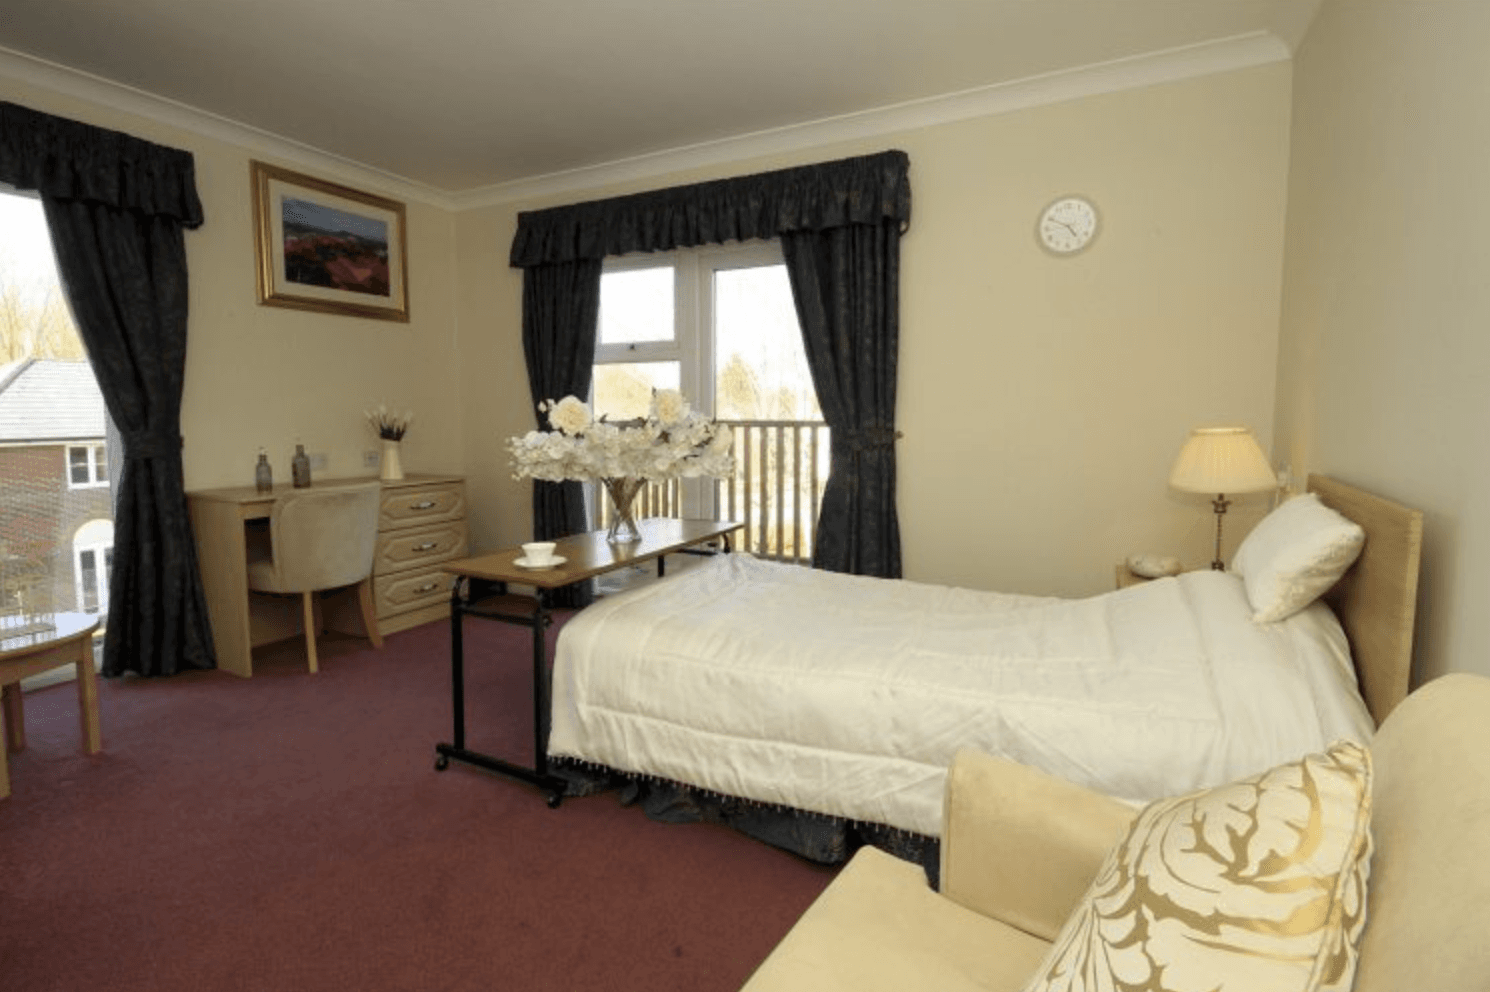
[78,548,98,610]
[599,266,674,345]
[69,447,90,484]
[714,264,821,421]
[593,362,680,421]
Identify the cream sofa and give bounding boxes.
[741,673,1490,992]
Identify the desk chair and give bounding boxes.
[247,483,383,673]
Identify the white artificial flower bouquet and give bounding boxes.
[508,390,734,483]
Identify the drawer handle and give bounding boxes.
[414,582,440,594]
[412,541,438,552]
[410,500,437,510]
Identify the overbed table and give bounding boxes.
[434,518,743,805]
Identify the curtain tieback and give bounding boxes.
[124,433,183,459]
[834,425,902,454]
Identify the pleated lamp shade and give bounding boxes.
[1169,427,1276,495]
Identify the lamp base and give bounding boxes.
[1210,494,1232,571]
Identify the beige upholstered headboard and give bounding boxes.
[1308,475,1424,726]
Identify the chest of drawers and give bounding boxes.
[373,476,468,635]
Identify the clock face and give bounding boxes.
[1038,196,1099,255]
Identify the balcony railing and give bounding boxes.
[594,420,830,566]
[718,420,829,564]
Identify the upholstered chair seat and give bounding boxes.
[740,673,1490,991]
[246,483,383,673]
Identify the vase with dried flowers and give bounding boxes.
[365,403,413,481]
[507,390,734,542]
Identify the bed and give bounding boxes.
[548,475,1423,847]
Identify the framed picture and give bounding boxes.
[250,161,410,322]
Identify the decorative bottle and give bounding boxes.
[254,448,273,493]
[291,443,312,489]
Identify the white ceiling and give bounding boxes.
[0,1,1320,196]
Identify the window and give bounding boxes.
[595,242,827,558]
[596,242,821,423]
[73,519,114,614]
[594,259,688,421]
[68,443,108,488]
[1,187,114,624]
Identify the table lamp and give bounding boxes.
[1168,426,1277,570]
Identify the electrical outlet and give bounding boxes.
[363,449,380,468]
[308,452,328,471]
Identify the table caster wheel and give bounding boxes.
[546,791,563,808]
[434,754,450,771]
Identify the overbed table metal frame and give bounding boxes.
[434,518,742,805]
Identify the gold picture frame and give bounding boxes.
[251,161,410,322]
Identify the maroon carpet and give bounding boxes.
[0,616,835,991]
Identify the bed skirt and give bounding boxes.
[553,758,941,886]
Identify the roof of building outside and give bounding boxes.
[0,358,106,443]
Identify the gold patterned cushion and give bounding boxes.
[1020,742,1373,992]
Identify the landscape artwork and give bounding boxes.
[281,197,389,297]
[251,161,410,322]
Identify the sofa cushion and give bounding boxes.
[1020,741,1373,992]
[740,846,1051,992]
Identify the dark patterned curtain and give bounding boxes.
[511,150,909,265]
[782,223,902,577]
[510,149,909,577]
[0,102,215,676]
[521,258,602,608]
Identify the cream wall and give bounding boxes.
[1275,0,1490,681]
[0,70,466,493]
[459,64,1294,596]
[1,54,1294,601]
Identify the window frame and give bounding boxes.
[596,240,789,416]
[595,241,793,520]
[72,519,114,615]
[66,442,109,489]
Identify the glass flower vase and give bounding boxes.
[602,476,645,544]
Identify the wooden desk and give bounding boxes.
[435,518,744,804]
[0,613,102,799]
[188,474,466,677]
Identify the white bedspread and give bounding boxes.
[549,553,1373,838]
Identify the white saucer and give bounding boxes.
[514,555,566,569]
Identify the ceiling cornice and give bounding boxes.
[0,45,461,210]
[1,31,1289,215]
[458,31,1289,209]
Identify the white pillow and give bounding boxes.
[1019,741,1374,992]
[1231,493,1365,623]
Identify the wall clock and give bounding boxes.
[1037,195,1099,256]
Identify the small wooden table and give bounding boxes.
[0,613,102,799]
[435,518,743,804]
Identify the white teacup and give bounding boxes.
[521,541,557,566]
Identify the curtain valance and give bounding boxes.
[510,149,909,267]
[0,102,204,226]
